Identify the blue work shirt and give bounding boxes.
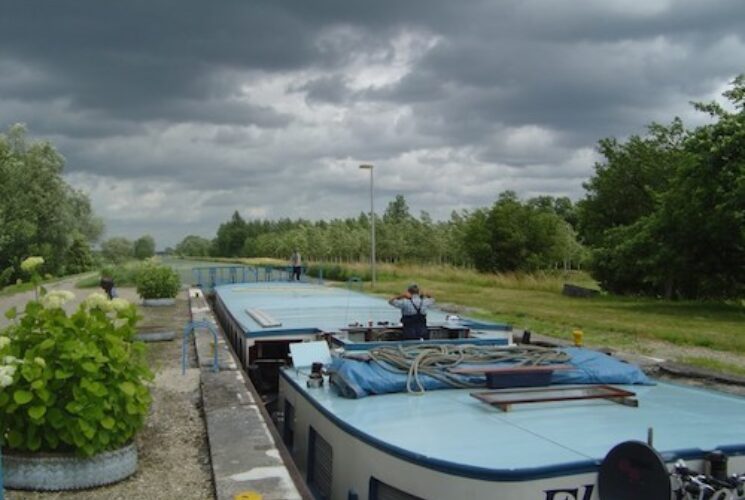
[389,294,435,316]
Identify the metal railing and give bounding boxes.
[191,265,323,293]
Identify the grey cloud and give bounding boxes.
[2,0,744,246]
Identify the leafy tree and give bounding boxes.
[175,235,212,257]
[577,119,687,246]
[462,192,571,272]
[579,76,745,299]
[101,237,134,264]
[0,124,104,282]
[65,236,95,274]
[383,194,412,224]
[133,235,156,260]
[213,211,248,257]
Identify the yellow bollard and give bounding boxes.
[572,329,584,347]
[234,492,263,500]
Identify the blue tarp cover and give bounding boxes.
[329,347,653,399]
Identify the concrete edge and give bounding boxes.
[186,287,309,500]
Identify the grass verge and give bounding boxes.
[680,357,745,378]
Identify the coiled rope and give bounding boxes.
[364,344,571,394]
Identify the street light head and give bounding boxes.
[359,164,374,170]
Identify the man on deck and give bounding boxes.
[388,284,435,340]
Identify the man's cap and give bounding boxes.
[407,283,419,293]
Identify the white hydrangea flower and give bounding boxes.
[85,292,112,311]
[41,294,63,309]
[0,336,10,349]
[0,363,15,387]
[2,364,17,377]
[41,290,76,309]
[21,256,44,272]
[110,298,130,312]
[3,355,20,365]
[20,256,45,272]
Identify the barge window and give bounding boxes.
[369,477,424,500]
[283,400,294,449]
[308,426,333,499]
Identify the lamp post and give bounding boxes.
[359,164,376,287]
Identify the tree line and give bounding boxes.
[177,193,586,273]
[180,76,745,300]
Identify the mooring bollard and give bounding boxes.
[572,329,584,347]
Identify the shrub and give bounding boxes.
[135,262,180,299]
[0,292,152,456]
[306,262,370,282]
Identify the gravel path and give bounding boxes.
[2,287,214,500]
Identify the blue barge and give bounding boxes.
[211,281,745,500]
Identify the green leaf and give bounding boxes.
[31,379,45,390]
[98,431,111,446]
[21,363,41,382]
[7,429,23,447]
[120,381,136,396]
[65,401,81,414]
[4,306,17,320]
[13,389,33,405]
[44,428,60,449]
[0,391,9,406]
[27,429,42,451]
[47,407,65,429]
[55,369,73,379]
[28,405,47,419]
[39,338,55,350]
[35,388,52,403]
[81,361,97,373]
[91,382,108,397]
[101,416,115,430]
[27,435,42,451]
[79,419,96,439]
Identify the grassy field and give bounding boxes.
[359,262,744,356]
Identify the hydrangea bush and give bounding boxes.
[0,290,152,456]
[135,261,180,299]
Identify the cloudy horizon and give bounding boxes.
[2,1,743,248]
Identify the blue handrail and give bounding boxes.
[181,320,220,374]
[191,264,325,292]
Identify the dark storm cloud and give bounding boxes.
[1,0,744,245]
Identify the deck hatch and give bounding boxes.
[308,426,333,499]
[471,384,638,412]
[369,477,424,500]
[245,307,282,328]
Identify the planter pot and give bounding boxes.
[2,442,138,491]
[142,297,176,307]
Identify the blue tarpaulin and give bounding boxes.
[329,347,653,399]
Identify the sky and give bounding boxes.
[1,1,744,248]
